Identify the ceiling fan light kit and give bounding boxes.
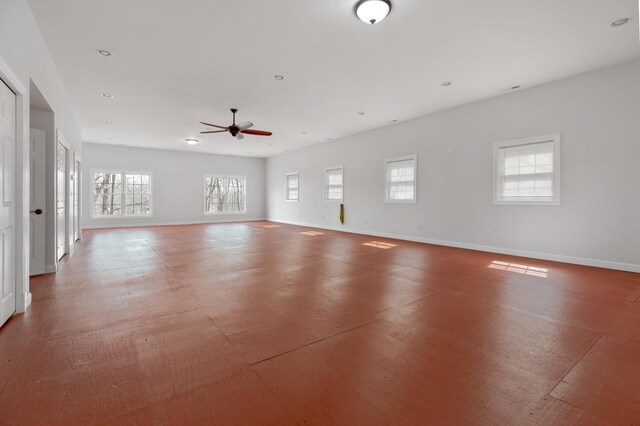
[200,108,273,141]
[354,0,392,25]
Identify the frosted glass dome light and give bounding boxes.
[355,0,392,25]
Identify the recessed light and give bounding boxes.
[611,17,631,27]
[274,75,284,80]
[441,81,452,87]
[105,120,113,124]
[510,85,521,90]
[101,93,114,98]
[391,119,398,123]
[185,138,199,146]
[354,0,392,25]
[301,132,307,135]
[357,112,365,115]
[96,49,112,57]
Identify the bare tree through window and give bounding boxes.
[93,172,122,216]
[205,176,246,214]
[93,171,152,217]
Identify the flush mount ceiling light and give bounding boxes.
[357,111,365,115]
[185,138,199,146]
[96,49,112,57]
[274,75,284,80]
[611,17,631,27]
[105,120,113,124]
[354,0,392,25]
[441,81,452,87]
[101,93,114,98]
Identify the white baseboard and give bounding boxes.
[45,264,57,273]
[269,218,640,274]
[82,217,266,230]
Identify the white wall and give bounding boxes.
[1,0,83,310]
[82,143,266,228]
[266,59,640,272]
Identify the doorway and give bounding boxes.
[56,140,67,260]
[74,157,80,242]
[0,77,16,327]
[29,128,46,275]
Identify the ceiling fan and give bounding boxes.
[200,108,273,140]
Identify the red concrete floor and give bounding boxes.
[1,221,639,425]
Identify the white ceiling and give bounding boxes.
[27,0,639,157]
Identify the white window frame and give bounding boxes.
[384,154,417,204]
[285,172,299,202]
[203,174,247,216]
[325,165,344,202]
[493,133,561,206]
[90,169,154,219]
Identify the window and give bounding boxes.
[286,172,299,201]
[204,176,246,214]
[92,170,152,217]
[493,134,561,205]
[325,166,343,201]
[385,155,417,203]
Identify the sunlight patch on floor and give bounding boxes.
[488,260,548,277]
[363,241,397,249]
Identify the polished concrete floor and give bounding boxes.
[0,221,639,425]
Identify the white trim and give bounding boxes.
[324,165,344,202]
[268,218,640,274]
[493,133,561,206]
[384,154,417,204]
[45,264,57,273]
[203,174,247,216]
[285,172,299,202]
[89,169,154,219]
[82,217,266,230]
[0,54,30,314]
[56,129,71,149]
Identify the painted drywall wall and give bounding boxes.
[82,144,266,228]
[0,0,83,310]
[266,59,640,272]
[0,0,82,151]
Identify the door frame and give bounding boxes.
[0,55,31,313]
[73,155,82,242]
[56,130,71,261]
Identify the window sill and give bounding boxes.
[90,214,154,219]
[203,212,247,216]
[494,198,560,206]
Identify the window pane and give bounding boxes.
[499,141,554,199]
[326,168,343,200]
[93,172,122,216]
[386,158,416,201]
[205,176,247,213]
[286,174,299,200]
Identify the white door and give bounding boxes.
[29,129,46,275]
[0,79,16,327]
[74,159,80,241]
[56,142,66,260]
[68,154,74,248]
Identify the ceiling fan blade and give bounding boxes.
[235,132,245,140]
[241,129,273,136]
[200,130,227,134]
[237,121,254,130]
[199,121,228,130]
